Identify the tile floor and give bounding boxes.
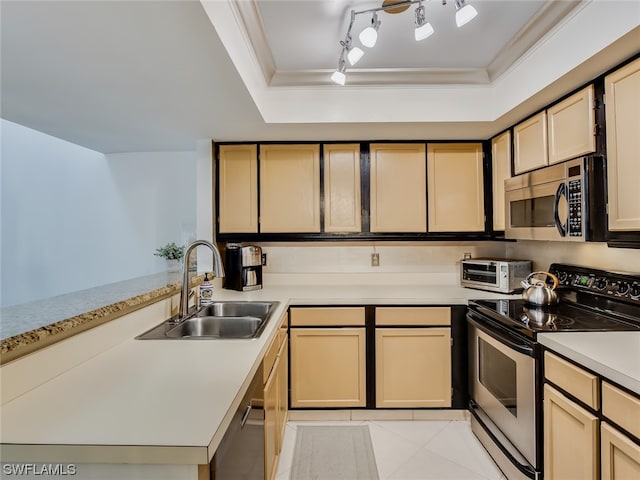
[275,420,507,480]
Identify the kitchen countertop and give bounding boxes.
[0,278,516,465]
[538,331,640,395]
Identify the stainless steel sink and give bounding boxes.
[135,301,279,340]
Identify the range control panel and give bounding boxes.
[549,263,640,304]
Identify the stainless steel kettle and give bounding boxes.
[521,271,560,306]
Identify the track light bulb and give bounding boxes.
[415,22,434,41]
[330,70,346,85]
[347,46,364,66]
[359,12,380,48]
[455,0,478,27]
[414,3,434,41]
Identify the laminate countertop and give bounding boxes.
[0,280,515,466]
[538,331,640,395]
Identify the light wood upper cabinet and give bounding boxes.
[544,384,599,480]
[605,58,640,231]
[547,85,596,165]
[259,144,320,233]
[369,143,427,232]
[491,132,511,231]
[514,111,548,175]
[427,143,485,232]
[218,144,258,233]
[323,144,361,233]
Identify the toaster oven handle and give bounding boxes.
[553,182,567,237]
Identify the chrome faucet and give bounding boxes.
[179,240,225,321]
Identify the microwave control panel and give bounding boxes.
[568,179,583,237]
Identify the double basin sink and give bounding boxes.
[136,301,279,340]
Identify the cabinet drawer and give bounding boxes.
[290,307,365,326]
[375,307,450,326]
[545,352,599,409]
[602,382,640,439]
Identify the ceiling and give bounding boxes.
[1,0,639,153]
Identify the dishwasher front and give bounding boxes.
[214,363,264,479]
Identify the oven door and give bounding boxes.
[505,179,569,241]
[468,313,537,469]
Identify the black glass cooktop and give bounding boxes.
[469,298,640,338]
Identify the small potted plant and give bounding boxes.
[154,242,185,273]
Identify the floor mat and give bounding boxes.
[290,425,380,480]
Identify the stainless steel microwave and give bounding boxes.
[460,259,532,293]
[504,156,607,242]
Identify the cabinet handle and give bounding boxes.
[240,405,252,428]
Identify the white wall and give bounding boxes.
[0,119,196,307]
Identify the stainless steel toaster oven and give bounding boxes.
[461,259,532,293]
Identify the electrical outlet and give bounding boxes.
[262,253,268,266]
[371,253,380,267]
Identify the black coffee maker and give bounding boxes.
[224,244,263,291]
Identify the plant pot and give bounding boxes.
[166,259,181,273]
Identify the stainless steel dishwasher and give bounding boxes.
[214,363,264,479]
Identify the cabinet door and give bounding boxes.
[547,85,596,165]
[276,337,288,453]
[544,384,599,480]
[375,328,451,408]
[369,143,427,232]
[259,144,320,232]
[491,131,511,231]
[290,328,366,408]
[601,422,640,480]
[218,144,258,233]
[324,144,361,232]
[427,143,485,232]
[264,356,279,480]
[514,111,548,174]
[605,58,640,231]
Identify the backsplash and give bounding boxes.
[255,242,505,285]
[506,241,640,273]
[253,241,639,285]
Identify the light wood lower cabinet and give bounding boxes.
[375,327,451,408]
[544,384,599,480]
[290,327,366,408]
[601,421,640,480]
[264,316,288,480]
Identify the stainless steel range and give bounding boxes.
[467,263,640,480]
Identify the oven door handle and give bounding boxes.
[553,182,568,237]
[467,314,534,357]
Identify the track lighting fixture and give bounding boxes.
[330,0,478,85]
